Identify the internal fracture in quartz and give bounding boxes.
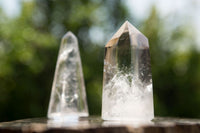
[48,31,88,120]
[102,21,154,121]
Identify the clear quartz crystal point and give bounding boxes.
[102,21,154,121]
[48,31,88,120]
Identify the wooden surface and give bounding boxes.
[0,117,200,133]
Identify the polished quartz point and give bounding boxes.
[48,31,88,120]
[102,21,154,121]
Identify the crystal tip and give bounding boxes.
[62,31,76,40]
[124,20,130,24]
[106,20,149,48]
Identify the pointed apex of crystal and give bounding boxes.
[62,31,77,44]
[109,21,129,40]
[106,21,148,49]
[62,31,75,39]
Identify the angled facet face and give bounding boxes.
[102,21,154,121]
[48,31,88,120]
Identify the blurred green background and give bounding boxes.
[0,0,200,122]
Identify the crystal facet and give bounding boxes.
[102,21,154,121]
[48,31,88,120]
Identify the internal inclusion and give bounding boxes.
[103,63,152,97]
[102,66,153,120]
[102,49,153,120]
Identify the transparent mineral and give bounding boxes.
[48,31,88,120]
[102,21,154,121]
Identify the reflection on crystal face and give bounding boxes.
[48,31,88,120]
[102,21,154,121]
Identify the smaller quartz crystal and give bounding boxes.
[48,31,88,120]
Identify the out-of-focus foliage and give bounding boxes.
[142,7,200,118]
[0,0,200,122]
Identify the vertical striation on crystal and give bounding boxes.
[102,21,154,121]
[48,31,88,120]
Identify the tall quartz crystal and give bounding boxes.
[102,21,154,121]
[48,31,88,120]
